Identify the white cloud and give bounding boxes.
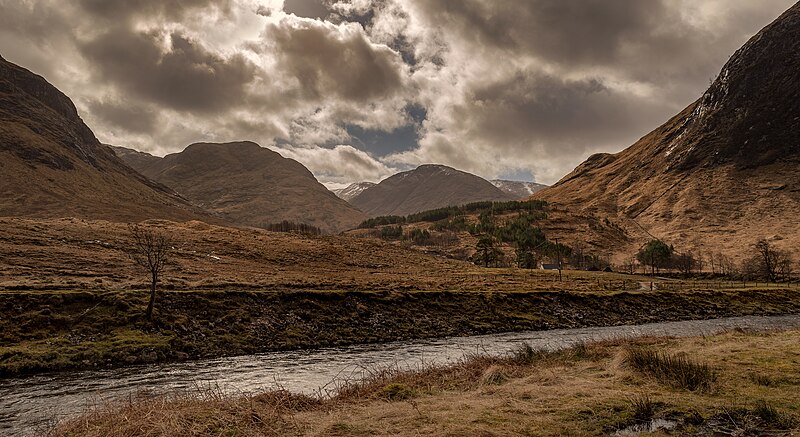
[277,144,400,185]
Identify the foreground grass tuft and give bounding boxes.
[626,348,717,391]
[630,394,656,422]
[753,400,797,429]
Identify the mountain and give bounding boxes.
[350,164,515,217]
[333,182,376,202]
[108,145,161,170]
[0,54,208,223]
[114,142,366,233]
[537,3,800,260]
[491,180,548,199]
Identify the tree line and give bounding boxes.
[358,199,548,229]
[633,238,795,282]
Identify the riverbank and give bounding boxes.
[51,328,800,436]
[2,287,800,376]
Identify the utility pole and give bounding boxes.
[555,237,563,282]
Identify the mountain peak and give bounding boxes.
[114,143,365,233]
[659,4,800,170]
[539,3,800,260]
[350,164,514,217]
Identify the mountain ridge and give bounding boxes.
[114,142,366,233]
[0,54,212,223]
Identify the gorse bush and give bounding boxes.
[627,348,717,391]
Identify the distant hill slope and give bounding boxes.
[333,182,376,202]
[0,54,208,223]
[114,142,366,233]
[108,145,161,170]
[350,164,515,217]
[537,3,800,261]
[491,180,548,199]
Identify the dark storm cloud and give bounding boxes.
[79,29,257,113]
[264,19,406,103]
[465,73,640,144]
[412,0,668,66]
[87,99,159,134]
[434,70,673,177]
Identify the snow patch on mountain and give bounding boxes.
[333,182,377,201]
[491,180,548,198]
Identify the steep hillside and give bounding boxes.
[115,142,366,233]
[491,180,548,198]
[0,55,208,223]
[109,145,161,170]
[333,182,376,201]
[350,164,514,217]
[537,3,800,262]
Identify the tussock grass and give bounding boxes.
[329,354,505,402]
[753,400,797,429]
[626,348,717,391]
[630,394,656,422]
[708,401,798,434]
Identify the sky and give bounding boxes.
[0,0,794,188]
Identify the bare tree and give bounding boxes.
[129,225,172,321]
[716,253,737,277]
[621,258,637,275]
[752,239,793,282]
[673,252,698,274]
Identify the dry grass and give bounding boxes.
[50,329,800,436]
[0,216,661,294]
[626,347,717,391]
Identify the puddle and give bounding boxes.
[616,418,678,436]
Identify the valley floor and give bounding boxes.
[52,328,800,436]
[2,217,799,375]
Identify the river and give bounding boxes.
[2,314,800,436]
